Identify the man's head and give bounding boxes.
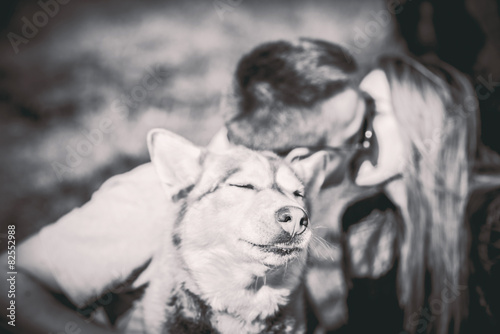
[224,38,366,156]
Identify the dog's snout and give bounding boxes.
[275,206,309,237]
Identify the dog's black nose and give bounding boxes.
[275,206,309,237]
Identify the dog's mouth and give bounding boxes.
[244,241,303,257]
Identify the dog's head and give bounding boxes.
[148,129,329,272]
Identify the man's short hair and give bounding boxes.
[226,38,358,152]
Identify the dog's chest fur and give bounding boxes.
[162,283,300,334]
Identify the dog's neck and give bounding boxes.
[165,255,306,334]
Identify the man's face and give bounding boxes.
[312,87,368,185]
[224,85,368,186]
[319,87,367,149]
[225,87,366,154]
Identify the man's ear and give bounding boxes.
[287,148,329,199]
[147,129,204,198]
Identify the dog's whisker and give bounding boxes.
[310,235,337,261]
[311,225,329,230]
[313,234,337,249]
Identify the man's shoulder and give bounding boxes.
[95,162,166,202]
[54,161,172,228]
[100,162,158,189]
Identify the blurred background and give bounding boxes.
[0,0,499,241]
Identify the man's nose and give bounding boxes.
[275,206,309,237]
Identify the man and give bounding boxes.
[0,38,368,333]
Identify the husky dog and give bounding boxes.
[141,129,329,334]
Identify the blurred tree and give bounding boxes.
[393,0,486,74]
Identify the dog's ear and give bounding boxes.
[147,129,203,197]
[287,148,330,200]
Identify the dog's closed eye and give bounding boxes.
[293,190,305,198]
[229,184,256,190]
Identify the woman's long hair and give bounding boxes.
[379,55,478,334]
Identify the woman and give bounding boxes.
[312,55,500,334]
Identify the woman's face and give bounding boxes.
[354,69,405,188]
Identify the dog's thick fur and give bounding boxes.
[140,129,328,334]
